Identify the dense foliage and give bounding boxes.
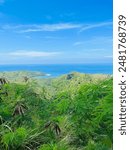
[0,72,113,150]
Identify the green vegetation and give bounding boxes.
[0,71,113,150]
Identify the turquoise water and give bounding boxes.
[0,64,113,77]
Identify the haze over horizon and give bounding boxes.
[0,0,113,64]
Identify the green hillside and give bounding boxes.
[0,71,113,150]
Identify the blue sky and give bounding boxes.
[0,0,113,64]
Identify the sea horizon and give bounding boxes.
[0,63,113,77]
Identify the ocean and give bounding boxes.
[0,64,113,77]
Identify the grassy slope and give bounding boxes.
[0,71,113,150]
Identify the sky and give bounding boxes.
[0,0,113,64]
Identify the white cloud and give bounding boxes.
[79,22,112,33]
[1,21,112,33]
[1,23,82,33]
[73,36,112,47]
[8,51,61,57]
[19,23,82,33]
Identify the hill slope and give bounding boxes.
[0,71,113,150]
